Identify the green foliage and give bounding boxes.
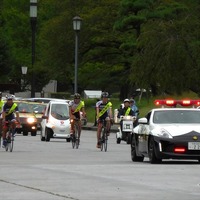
[1,0,200,99]
[130,0,200,95]
[1,0,31,81]
[148,1,188,19]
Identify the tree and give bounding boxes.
[114,0,200,96]
[131,0,200,95]
[113,0,153,99]
[38,0,122,94]
[1,0,200,97]
[1,0,31,87]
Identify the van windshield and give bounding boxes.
[51,104,69,120]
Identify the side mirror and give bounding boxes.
[42,115,48,119]
[138,117,148,124]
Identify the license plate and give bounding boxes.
[122,124,132,131]
[125,124,130,129]
[188,142,200,150]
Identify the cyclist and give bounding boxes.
[69,93,86,141]
[96,92,113,148]
[2,96,20,148]
[0,92,4,140]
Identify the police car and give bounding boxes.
[131,99,200,163]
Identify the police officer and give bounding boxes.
[130,98,139,117]
[118,99,135,117]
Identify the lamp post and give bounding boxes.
[21,66,28,91]
[30,0,37,98]
[73,16,82,94]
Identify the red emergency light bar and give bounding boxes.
[154,99,177,107]
[154,99,200,107]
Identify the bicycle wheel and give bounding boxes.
[10,135,14,152]
[74,124,79,149]
[103,129,108,152]
[5,138,10,152]
[100,127,104,151]
[71,133,76,149]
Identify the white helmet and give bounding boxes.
[123,99,130,103]
[7,96,13,100]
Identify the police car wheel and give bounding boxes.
[131,134,144,162]
[148,137,162,164]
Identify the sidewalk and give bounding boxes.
[82,122,119,133]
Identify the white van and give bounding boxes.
[40,101,71,142]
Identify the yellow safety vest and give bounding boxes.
[0,100,4,110]
[98,102,112,118]
[5,103,17,116]
[125,107,131,116]
[74,101,84,113]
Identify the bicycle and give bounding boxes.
[71,118,81,149]
[0,131,2,149]
[0,119,2,148]
[99,119,108,152]
[4,121,15,152]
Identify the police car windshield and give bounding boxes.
[153,110,200,124]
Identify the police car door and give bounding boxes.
[138,112,151,154]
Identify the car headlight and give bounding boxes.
[157,128,173,139]
[27,117,36,123]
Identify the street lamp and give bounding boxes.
[73,16,82,94]
[30,0,37,97]
[21,66,28,91]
